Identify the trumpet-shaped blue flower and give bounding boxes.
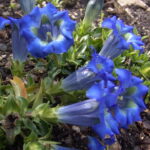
[102,16,133,35]
[0,3,76,60]
[19,3,76,58]
[86,81,120,139]
[99,16,144,59]
[112,68,148,127]
[62,51,115,91]
[86,68,148,138]
[88,136,105,150]
[56,99,100,126]
[61,67,97,91]
[0,17,28,61]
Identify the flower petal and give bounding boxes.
[0,17,10,29]
[115,68,132,88]
[88,136,106,150]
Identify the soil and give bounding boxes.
[0,0,150,150]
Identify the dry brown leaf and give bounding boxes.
[10,76,27,99]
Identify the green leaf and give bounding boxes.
[32,80,45,109]
[16,97,28,115]
[24,131,38,143]
[23,142,45,150]
[3,96,20,115]
[23,118,41,136]
[140,62,150,77]
[45,79,62,95]
[11,60,25,77]
[32,104,58,123]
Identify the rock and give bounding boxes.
[147,7,150,12]
[114,0,150,19]
[2,11,10,16]
[72,126,80,133]
[143,121,150,129]
[109,141,121,150]
[0,43,7,51]
[116,0,149,9]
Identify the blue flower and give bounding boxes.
[102,16,133,35]
[62,51,115,91]
[112,68,148,127]
[86,81,120,138]
[88,136,106,150]
[0,17,10,29]
[0,3,76,60]
[86,50,114,75]
[93,111,119,139]
[56,99,100,126]
[0,17,28,62]
[86,68,148,137]
[86,80,118,107]
[61,67,97,91]
[125,33,144,53]
[19,3,76,58]
[99,16,144,59]
[19,0,36,14]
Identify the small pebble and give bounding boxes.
[72,126,80,133]
[0,43,7,51]
[2,11,10,16]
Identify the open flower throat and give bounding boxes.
[31,15,62,44]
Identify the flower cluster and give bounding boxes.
[0,1,148,150]
[87,66,148,138]
[60,15,147,147]
[99,16,144,59]
[62,16,144,91]
[61,52,148,149]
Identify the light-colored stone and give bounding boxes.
[147,7,150,12]
[0,43,7,51]
[72,125,80,133]
[2,11,10,16]
[115,0,150,19]
[117,0,148,9]
[109,141,121,150]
